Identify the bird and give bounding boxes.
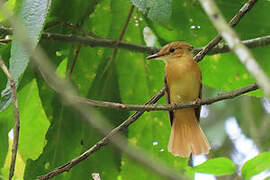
[147,41,210,158]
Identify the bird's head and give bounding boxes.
[147,41,193,62]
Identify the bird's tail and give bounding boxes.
[168,108,210,157]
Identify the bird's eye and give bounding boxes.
[169,48,175,53]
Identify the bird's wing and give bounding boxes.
[164,75,174,126]
[194,78,202,122]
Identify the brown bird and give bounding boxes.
[147,42,210,157]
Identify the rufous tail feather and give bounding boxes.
[168,108,210,157]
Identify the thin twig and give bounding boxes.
[77,83,258,111]
[38,1,259,178]
[102,5,134,75]
[69,44,81,77]
[194,0,258,62]
[199,0,270,97]
[0,58,20,180]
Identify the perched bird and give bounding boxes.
[147,42,210,157]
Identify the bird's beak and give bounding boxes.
[147,53,162,60]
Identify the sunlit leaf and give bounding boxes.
[241,152,270,179]
[0,0,51,111]
[193,157,236,176]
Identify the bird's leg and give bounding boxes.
[195,97,202,105]
[171,102,178,110]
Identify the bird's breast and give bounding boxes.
[165,58,201,103]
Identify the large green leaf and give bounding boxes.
[0,0,51,111]
[241,152,270,179]
[130,0,172,25]
[0,79,49,179]
[193,157,236,176]
[17,80,50,161]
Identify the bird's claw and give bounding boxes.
[171,103,178,110]
[195,98,201,104]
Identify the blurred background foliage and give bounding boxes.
[0,0,270,179]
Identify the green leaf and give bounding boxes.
[0,0,51,112]
[130,0,172,25]
[0,79,49,179]
[193,157,236,176]
[241,152,270,179]
[0,106,13,171]
[17,79,50,161]
[0,0,16,22]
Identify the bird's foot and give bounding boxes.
[195,98,202,105]
[171,103,178,110]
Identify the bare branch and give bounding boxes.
[0,58,20,180]
[77,83,258,111]
[1,28,270,56]
[201,35,270,55]
[68,44,81,77]
[194,0,258,62]
[199,0,270,97]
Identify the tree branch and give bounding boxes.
[38,88,166,180]
[77,84,258,111]
[194,0,258,62]
[200,35,270,55]
[1,28,269,56]
[0,58,20,180]
[199,0,270,97]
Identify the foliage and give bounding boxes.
[0,0,269,179]
[241,152,270,179]
[193,157,236,176]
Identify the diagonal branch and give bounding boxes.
[194,0,258,62]
[0,58,20,180]
[199,0,270,97]
[199,35,270,55]
[38,88,166,180]
[77,83,258,111]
